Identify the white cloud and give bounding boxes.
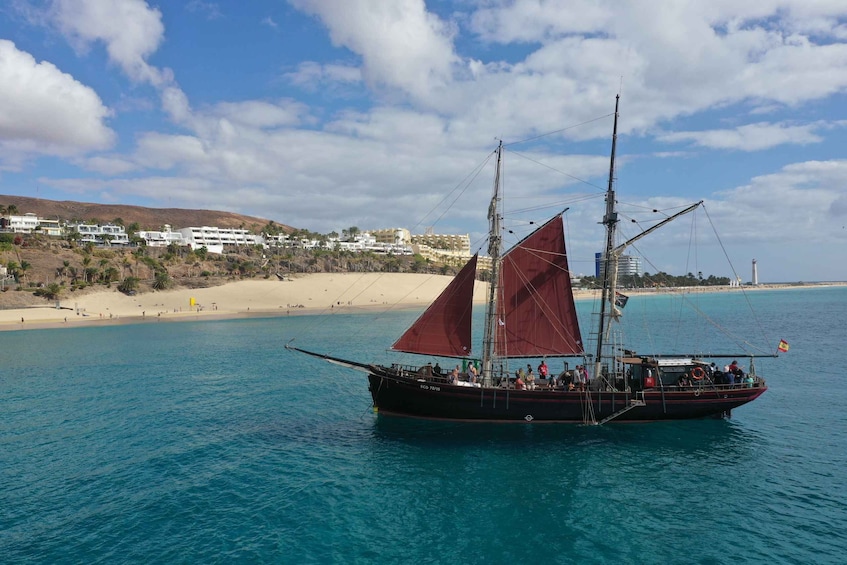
[278,1,847,149]
[134,133,208,171]
[0,39,114,168]
[714,159,847,243]
[186,0,222,21]
[286,61,362,89]
[81,155,138,175]
[289,0,458,99]
[50,0,169,86]
[657,122,828,151]
[469,0,613,43]
[209,100,311,130]
[458,1,847,132]
[161,86,193,125]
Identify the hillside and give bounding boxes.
[0,194,468,310]
[0,234,462,310]
[0,194,293,233]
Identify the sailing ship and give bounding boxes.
[288,96,769,424]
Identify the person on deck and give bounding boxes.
[449,366,459,384]
[433,362,442,376]
[515,371,526,390]
[729,360,744,379]
[573,365,584,391]
[580,365,590,390]
[468,364,479,383]
[525,364,535,390]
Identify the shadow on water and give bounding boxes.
[368,414,764,459]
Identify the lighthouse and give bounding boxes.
[752,259,758,286]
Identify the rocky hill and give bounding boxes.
[0,194,292,233]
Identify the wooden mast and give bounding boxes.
[481,141,503,386]
[594,95,620,382]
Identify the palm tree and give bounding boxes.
[99,258,109,282]
[85,267,99,283]
[103,267,120,283]
[132,247,145,277]
[19,261,30,285]
[121,256,131,279]
[118,276,139,294]
[7,205,18,215]
[152,271,171,290]
[82,255,92,282]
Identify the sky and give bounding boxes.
[1,0,846,282]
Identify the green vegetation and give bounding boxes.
[118,277,140,294]
[579,272,732,289]
[152,272,171,290]
[34,283,62,300]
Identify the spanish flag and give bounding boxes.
[778,339,790,353]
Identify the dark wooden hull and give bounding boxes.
[367,370,766,423]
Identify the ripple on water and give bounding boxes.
[3,293,847,562]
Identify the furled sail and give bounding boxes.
[391,254,478,357]
[495,216,583,357]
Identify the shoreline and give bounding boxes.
[1,274,845,332]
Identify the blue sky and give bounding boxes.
[1,1,846,282]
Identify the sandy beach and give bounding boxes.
[1,273,844,331]
[0,273,489,331]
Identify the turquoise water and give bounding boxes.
[2,287,846,563]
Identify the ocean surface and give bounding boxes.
[2,286,846,564]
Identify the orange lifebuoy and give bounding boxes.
[691,367,706,380]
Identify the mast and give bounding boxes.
[481,141,503,386]
[594,95,620,381]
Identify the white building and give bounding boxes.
[595,252,642,278]
[7,213,39,233]
[69,223,129,245]
[326,232,413,255]
[137,225,187,247]
[178,226,265,254]
[619,255,643,276]
[264,233,291,247]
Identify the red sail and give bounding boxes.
[495,216,583,357]
[391,254,478,357]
